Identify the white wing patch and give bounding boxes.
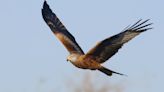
[120,32,139,43]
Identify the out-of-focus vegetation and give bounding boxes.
[36,73,125,92]
[66,74,125,92]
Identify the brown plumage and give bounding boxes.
[42,1,152,76]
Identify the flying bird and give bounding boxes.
[42,1,152,76]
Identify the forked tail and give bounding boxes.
[98,66,126,76]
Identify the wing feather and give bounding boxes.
[85,19,152,63]
[42,1,84,54]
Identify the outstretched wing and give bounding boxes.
[42,1,84,54]
[85,19,152,63]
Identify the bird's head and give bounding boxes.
[67,54,79,63]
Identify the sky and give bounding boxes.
[0,0,164,92]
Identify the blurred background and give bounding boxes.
[0,0,163,92]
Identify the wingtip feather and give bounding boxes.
[42,0,51,13]
[42,0,55,24]
[124,19,153,33]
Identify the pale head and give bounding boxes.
[67,54,80,63]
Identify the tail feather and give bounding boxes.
[98,66,125,76]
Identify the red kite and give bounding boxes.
[42,1,152,76]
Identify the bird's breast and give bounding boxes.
[72,56,100,70]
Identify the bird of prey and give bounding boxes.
[42,1,152,76]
